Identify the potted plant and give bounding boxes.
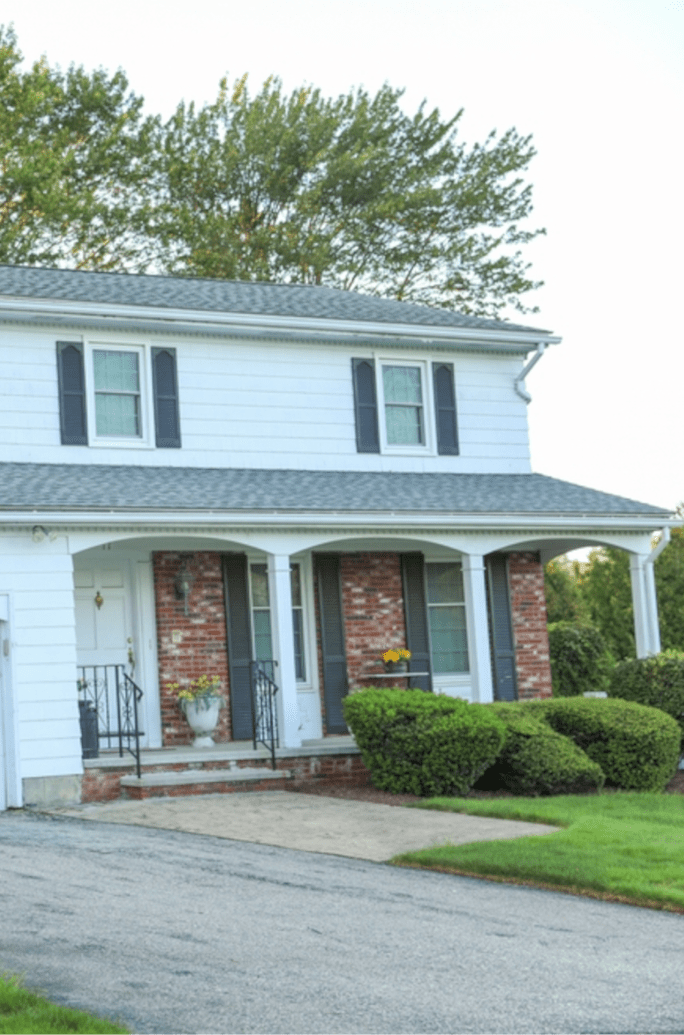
[168,674,224,748]
[382,648,412,674]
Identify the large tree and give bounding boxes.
[148,75,544,316]
[0,25,153,270]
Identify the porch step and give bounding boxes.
[120,766,292,801]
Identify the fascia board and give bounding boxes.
[0,297,561,351]
[1,510,673,532]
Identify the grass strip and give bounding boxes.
[0,972,130,1034]
[390,792,684,913]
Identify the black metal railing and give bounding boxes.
[77,664,144,778]
[250,660,279,769]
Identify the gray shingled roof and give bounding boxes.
[0,265,549,335]
[0,464,670,517]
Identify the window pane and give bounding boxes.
[385,405,424,445]
[429,605,469,672]
[292,609,305,680]
[290,564,301,607]
[383,366,422,404]
[250,563,270,607]
[95,393,140,436]
[253,610,273,662]
[94,350,139,392]
[427,563,465,604]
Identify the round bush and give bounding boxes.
[548,621,614,697]
[342,688,506,797]
[609,650,684,745]
[477,704,605,796]
[535,697,681,792]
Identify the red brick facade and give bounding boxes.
[153,552,232,746]
[152,549,553,749]
[508,551,553,700]
[340,553,407,688]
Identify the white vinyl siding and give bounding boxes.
[0,328,532,472]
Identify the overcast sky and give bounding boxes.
[8,0,684,514]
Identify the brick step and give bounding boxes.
[120,766,292,801]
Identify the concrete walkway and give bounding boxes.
[53,790,559,861]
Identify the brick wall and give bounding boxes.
[340,553,408,688]
[508,551,553,699]
[153,552,232,745]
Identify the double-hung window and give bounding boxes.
[352,357,458,455]
[426,562,469,673]
[56,340,181,448]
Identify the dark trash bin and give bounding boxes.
[78,699,99,759]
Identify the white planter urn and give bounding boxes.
[180,696,223,748]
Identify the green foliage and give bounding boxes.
[578,548,635,659]
[0,971,129,1033]
[477,703,605,796]
[653,527,684,651]
[342,688,506,796]
[534,697,681,792]
[0,25,154,271]
[609,650,684,743]
[547,621,614,696]
[543,558,590,625]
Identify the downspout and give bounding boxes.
[514,342,547,403]
[643,527,671,655]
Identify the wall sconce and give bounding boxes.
[174,555,195,615]
[32,525,57,543]
[94,592,104,610]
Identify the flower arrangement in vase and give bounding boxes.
[382,648,411,674]
[167,674,224,747]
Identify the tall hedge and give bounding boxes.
[608,650,684,745]
[548,622,614,697]
[342,688,506,797]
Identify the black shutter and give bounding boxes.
[223,555,254,739]
[56,342,87,445]
[401,553,432,692]
[316,555,348,733]
[151,347,181,448]
[433,363,459,455]
[351,358,380,453]
[486,554,518,701]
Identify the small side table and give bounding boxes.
[357,671,430,684]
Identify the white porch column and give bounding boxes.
[629,553,655,658]
[266,553,302,749]
[643,558,662,656]
[461,553,494,703]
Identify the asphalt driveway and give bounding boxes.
[1,804,684,1034]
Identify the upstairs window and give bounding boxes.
[93,349,142,438]
[56,341,181,448]
[351,357,458,456]
[382,364,425,446]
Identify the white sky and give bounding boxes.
[8,0,684,513]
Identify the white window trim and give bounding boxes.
[375,356,437,456]
[84,339,154,449]
[424,555,470,677]
[246,554,318,692]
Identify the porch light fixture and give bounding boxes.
[174,555,195,615]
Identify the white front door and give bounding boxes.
[74,562,147,747]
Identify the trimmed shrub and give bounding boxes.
[608,650,684,745]
[533,697,681,792]
[548,621,614,696]
[342,688,506,797]
[477,703,605,796]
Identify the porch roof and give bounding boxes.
[0,463,671,519]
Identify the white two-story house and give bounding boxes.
[0,265,673,809]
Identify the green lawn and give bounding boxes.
[391,792,684,913]
[0,973,129,1034]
